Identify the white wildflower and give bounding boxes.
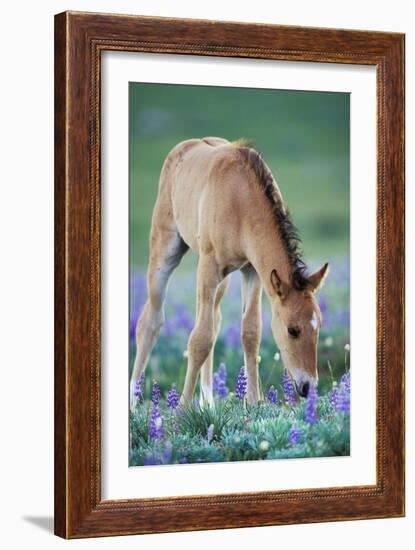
[324,336,334,347]
[259,440,270,452]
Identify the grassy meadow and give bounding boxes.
[129,83,350,466]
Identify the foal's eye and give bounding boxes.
[288,326,300,339]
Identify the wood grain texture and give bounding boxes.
[54,11,67,538]
[54,11,405,539]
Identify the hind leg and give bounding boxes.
[199,276,230,406]
[181,255,222,405]
[130,227,188,412]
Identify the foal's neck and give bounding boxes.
[246,220,293,298]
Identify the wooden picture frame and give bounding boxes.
[54,11,405,538]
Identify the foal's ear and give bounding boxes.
[308,262,329,292]
[271,270,289,300]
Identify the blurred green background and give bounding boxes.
[130,83,350,268]
[129,82,350,397]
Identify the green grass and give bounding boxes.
[129,392,350,467]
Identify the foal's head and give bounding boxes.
[269,263,329,398]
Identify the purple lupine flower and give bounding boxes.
[329,386,338,409]
[336,373,350,413]
[162,441,172,463]
[337,309,350,328]
[304,384,318,424]
[235,367,247,400]
[151,381,161,404]
[129,272,147,341]
[130,271,147,303]
[207,424,214,444]
[336,383,350,413]
[166,384,180,409]
[217,362,227,382]
[172,303,193,334]
[213,373,229,399]
[162,318,175,337]
[213,362,229,399]
[143,454,161,466]
[143,442,172,465]
[129,309,139,343]
[149,402,164,440]
[340,371,351,392]
[134,373,145,401]
[223,324,240,348]
[282,369,296,405]
[318,295,332,330]
[288,425,300,446]
[267,385,278,405]
[318,295,329,318]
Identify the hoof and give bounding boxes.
[199,393,214,409]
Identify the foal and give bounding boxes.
[130,137,328,411]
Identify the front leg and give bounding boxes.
[181,256,221,406]
[199,276,230,407]
[241,265,263,404]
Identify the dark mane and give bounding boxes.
[238,146,310,291]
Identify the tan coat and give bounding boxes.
[130,137,328,411]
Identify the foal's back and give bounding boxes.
[161,137,258,258]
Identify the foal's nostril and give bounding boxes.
[294,380,310,398]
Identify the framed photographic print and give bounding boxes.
[54,11,405,538]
